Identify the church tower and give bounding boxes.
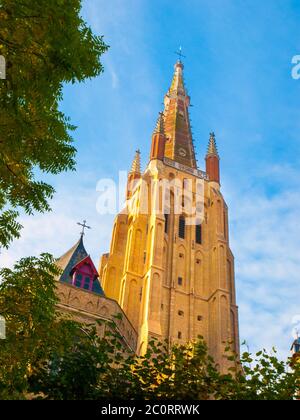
[99,59,239,369]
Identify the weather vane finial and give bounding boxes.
[175,46,186,63]
[77,220,91,237]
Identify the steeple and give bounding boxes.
[100,53,239,367]
[206,132,220,184]
[153,112,165,135]
[130,149,141,174]
[162,60,197,169]
[207,132,219,156]
[169,61,186,94]
[150,112,166,161]
[127,150,141,199]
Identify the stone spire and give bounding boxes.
[153,112,165,135]
[206,132,220,184]
[150,112,166,161]
[162,61,197,169]
[207,132,219,156]
[169,60,186,95]
[130,149,141,174]
[127,150,141,199]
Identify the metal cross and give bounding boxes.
[175,46,186,62]
[77,220,91,237]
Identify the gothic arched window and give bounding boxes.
[195,224,202,245]
[164,214,169,234]
[179,216,185,239]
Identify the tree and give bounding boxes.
[0,254,81,399]
[30,324,300,400]
[221,347,300,400]
[0,256,298,400]
[0,0,108,248]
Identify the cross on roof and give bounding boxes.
[77,220,91,237]
[175,46,186,62]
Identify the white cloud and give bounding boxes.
[110,65,119,89]
[227,164,300,359]
[0,186,115,271]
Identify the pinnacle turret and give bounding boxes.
[130,150,141,174]
[205,132,220,184]
[153,112,165,135]
[207,132,219,157]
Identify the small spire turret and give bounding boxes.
[205,132,220,184]
[127,150,141,199]
[150,112,166,161]
[130,149,141,174]
[153,112,165,135]
[207,132,219,157]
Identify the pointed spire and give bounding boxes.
[153,112,165,135]
[150,112,166,161]
[169,61,186,95]
[162,61,197,169]
[127,150,141,200]
[56,236,88,282]
[207,132,219,157]
[130,150,141,174]
[206,132,220,184]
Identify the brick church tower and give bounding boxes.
[99,59,239,369]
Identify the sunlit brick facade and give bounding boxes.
[99,60,240,370]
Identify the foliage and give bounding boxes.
[30,324,300,401]
[220,347,300,400]
[0,254,80,399]
[0,254,298,400]
[0,0,108,248]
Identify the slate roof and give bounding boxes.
[291,337,300,352]
[56,236,104,295]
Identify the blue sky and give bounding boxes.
[2,0,300,358]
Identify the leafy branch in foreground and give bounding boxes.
[0,253,81,399]
[0,253,298,400]
[0,0,108,248]
[30,325,300,401]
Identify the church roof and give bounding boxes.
[56,236,104,295]
[56,236,87,281]
[291,337,300,352]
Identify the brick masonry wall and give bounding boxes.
[56,282,138,352]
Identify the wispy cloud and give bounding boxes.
[0,186,114,271]
[227,163,300,358]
